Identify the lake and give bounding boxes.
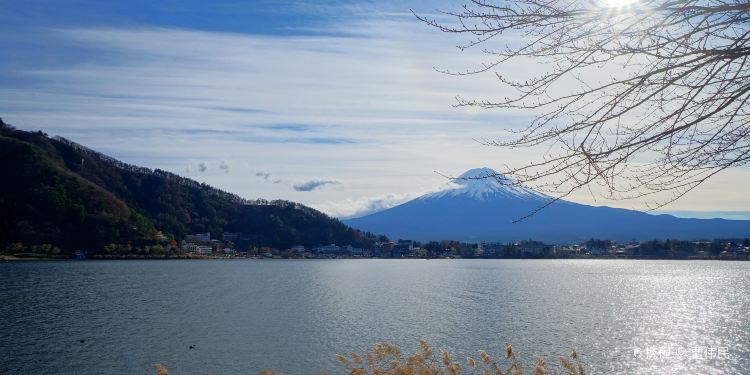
[1,259,748,374]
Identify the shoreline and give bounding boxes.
[3,254,749,261]
[0,255,67,261]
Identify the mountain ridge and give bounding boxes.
[344,167,750,243]
[0,121,380,254]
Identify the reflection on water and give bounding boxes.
[1,259,748,374]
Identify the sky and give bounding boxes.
[1,0,749,220]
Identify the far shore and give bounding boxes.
[0,255,67,261]
[3,254,749,261]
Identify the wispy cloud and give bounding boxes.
[0,21,520,209]
[256,172,283,184]
[302,137,355,144]
[262,124,312,132]
[218,160,230,173]
[311,191,425,218]
[293,180,340,192]
[1,12,748,216]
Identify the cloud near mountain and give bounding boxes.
[293,180,340,192]
[344,167,750,243]
[311,191,425,219]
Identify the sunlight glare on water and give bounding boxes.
[0,259,748,374]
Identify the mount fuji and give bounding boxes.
[343,167,750,243]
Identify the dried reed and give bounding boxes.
[156,340,584,375]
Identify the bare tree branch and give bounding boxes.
[416,0,750,212]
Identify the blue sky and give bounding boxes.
[1,0,749,219]
[1,1,351,34]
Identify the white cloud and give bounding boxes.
[311,191,426,219]
[218,160,230,173]
[1,15,748,217]
[293,180,340,192]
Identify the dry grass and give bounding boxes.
[154,363,170,375]
[328,340,584,375]
[155,340,584,375]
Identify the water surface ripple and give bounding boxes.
[0,259,748,374]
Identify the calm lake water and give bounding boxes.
[1,259,749,374]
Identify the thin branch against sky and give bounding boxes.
[0,0,749,218]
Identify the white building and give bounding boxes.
[182,241,212,255]
[290,245,306,253]
[181,242,199,253]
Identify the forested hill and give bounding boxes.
[0,119,380,254]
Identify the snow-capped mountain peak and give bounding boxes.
[422,167,548,201]
[344,167,750,243]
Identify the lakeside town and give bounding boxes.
[5,231,750,261]
[147,234,750,260]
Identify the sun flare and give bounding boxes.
[604,0,639,7]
